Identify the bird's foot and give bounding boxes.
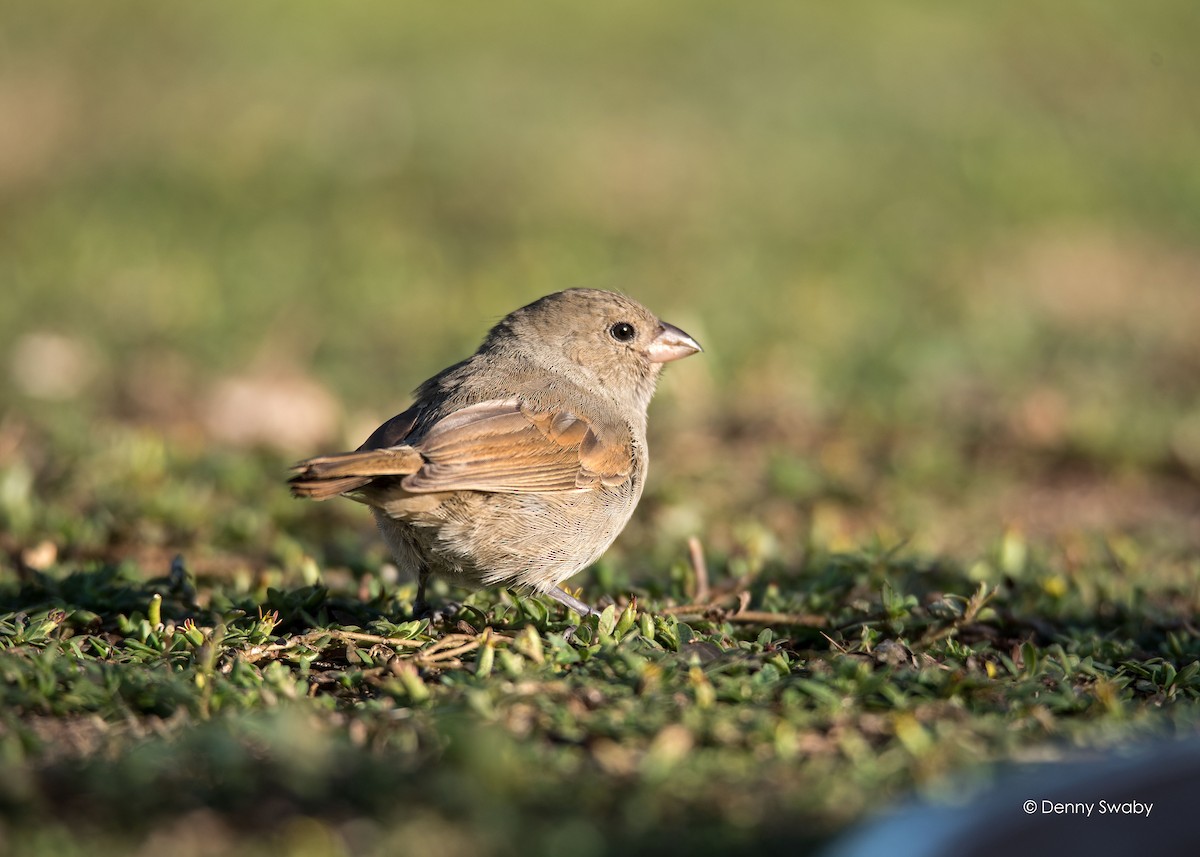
[413,599,462,624]
[546,586,601,618]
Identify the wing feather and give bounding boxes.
[402,399,631,494]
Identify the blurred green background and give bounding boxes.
[3,1,1200,854]
[5,1,1199,564]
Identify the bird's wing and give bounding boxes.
[402,398,632,494]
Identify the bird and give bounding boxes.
[289,288,702,617]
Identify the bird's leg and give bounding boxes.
[412,568,461,622]
[546,586,600,618]
[413,567,431,617]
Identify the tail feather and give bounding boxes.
[289,447,424,501]
[289,474,374,500]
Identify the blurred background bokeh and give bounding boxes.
[4,0,1200,607]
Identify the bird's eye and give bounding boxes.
[609,322,636,342]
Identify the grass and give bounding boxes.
[4,534,1197,856]
[2,1,1200,854]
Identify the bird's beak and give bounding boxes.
[645,321,703,364]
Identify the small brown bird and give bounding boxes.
[289,289,701,616]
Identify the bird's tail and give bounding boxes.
[289,447,424,500]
